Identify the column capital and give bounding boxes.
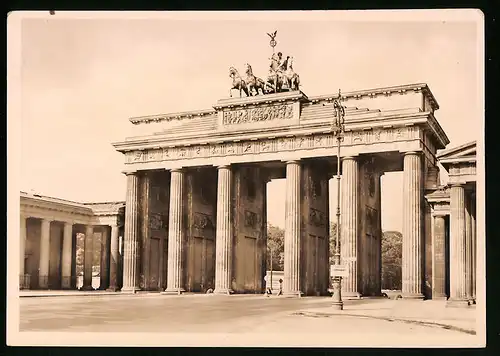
[216,164,231,169]
[122,170,137,176]
[403,151,421,157]
[450,183,465,188]
[341,155,357,162]
[432,212,449,217]
[283,159,301,165]
[170,168,184,173]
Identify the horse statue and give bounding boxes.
[244,63,271,96]
[266,53,286,93]
[285,57,300,91]
[229,66,249,98]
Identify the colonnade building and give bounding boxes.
[19,83,478,305]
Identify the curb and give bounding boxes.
[291,311,476,335]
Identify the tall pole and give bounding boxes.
[331,89,345,310]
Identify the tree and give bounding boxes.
[266,223,284,270]
[75,232,102,276]
[381,230,402,290]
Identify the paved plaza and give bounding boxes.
[18,293,481,347]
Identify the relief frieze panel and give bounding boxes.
[148,213,164,231]
[244,210,259,229]
[125,126,417,164]
[192,212,213,230]
[222,104,293,125]
[309,208,326,227]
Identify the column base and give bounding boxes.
[342,291,362,300]
[213,288,233,295]
[331,301,344,310]
[79,285,95,291]
[283,290,303,298]
[446,298,473,308]
[106,286,121,292]
[121,287,140,294]
[402,292,424,300]
[431,294,448,301]
[162,288,185,295]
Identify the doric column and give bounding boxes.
[81,225,94,291]
[165,169,186,294]
[449,184,468,304]
[99,226,110,290]
[283,160,302,297]
[122,172,140,293]
[401,152,424,299]
[340,156,360,299]
[214,165,233,295]
[432,215,447,299]
[61,222,73,289]
[471,193,476,302]
[39,219,51,289]
[465,193,473,302]
[107,225,120,291]
[20,214,27,289]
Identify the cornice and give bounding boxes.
[439,156,477,165]
[21,196,93,216]
[437,140,477,159]
[113,111,432,153]
[213,90,308,110]
[427,113,450,149]
[129,109,217,125]
[309,83,439,111]
[20,193,125,220]
[126,83,439,126]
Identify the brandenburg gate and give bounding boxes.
[112,82,456,300]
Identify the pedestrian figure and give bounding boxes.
[278,278,283,296]
[266,287,273,296]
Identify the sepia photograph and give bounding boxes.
[7,10,485,347]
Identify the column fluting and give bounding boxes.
[471,193,476,302]
[214,165,233,295]
[401,152,424,299]
[122,172,140,293]
[61,222,73,289]
[340,156,360,298]
[99,226,110,290]
[449,184,467,303]
[20,215,27,286]
[107,225,120,291]
[432,215,447,299]
[165,169,186,294]
[39,219,51,289]
[465,192,473,301]
[284,160,302,296]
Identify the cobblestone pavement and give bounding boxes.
[18,294,482,347]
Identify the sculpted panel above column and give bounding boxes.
[222,104,294,125]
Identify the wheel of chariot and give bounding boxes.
[269,39,277,48]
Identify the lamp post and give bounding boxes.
[331,89,345,310]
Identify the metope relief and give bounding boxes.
[222,104,293,125]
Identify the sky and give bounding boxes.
[13,11,482,232]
